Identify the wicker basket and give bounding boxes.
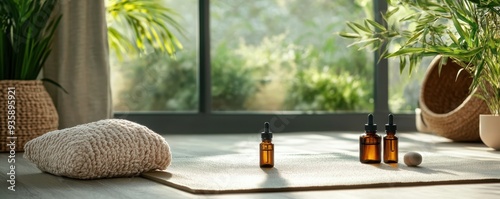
[420,56,490,142]
[0,80,58,151]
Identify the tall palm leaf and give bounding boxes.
[106,0,184,59]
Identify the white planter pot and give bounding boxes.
[479,115,500,150]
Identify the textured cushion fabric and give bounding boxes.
[24,119,171,179]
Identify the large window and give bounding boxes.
[110,0,199,112]
[111,0,417,133]
[210,0,373,112]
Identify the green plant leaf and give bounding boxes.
[365,19,386,31]
[338,32,361,38]
[473,59,485,88]
[42,78,69,94]
[346,21,360,34]
[384,7,400,20]
[1,0,61,80]
[347,21,372,33]
[452,13,471,47]
[347,38,379,48]
[399,56,407,74]
[386,47,426,57]
[447,30,460,45]
[106,0,185,59]
[404,30,423,46]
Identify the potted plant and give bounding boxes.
[0,0,62,151]
[339,0,500,147]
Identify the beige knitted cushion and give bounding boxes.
[24,119,171,179]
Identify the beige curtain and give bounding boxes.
[43,0,112,129]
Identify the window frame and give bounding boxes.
[114,0,418,134]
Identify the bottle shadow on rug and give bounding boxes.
[259,167,290,189]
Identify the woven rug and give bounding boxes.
[141,152,500,194]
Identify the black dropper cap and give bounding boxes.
[385,114,397,132]
[261,122,273,140]
[365,114,377,132]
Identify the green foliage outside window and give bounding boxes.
[112,52,197,111]
[286,68,371,111]
[111,0,386,112]
[211,43,261,110]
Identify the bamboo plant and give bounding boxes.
[0,0,61,80]
[339,0,500,115]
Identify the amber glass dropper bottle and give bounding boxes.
[260,122,274,168]
[360,114,381,163]
[384,114,398,163]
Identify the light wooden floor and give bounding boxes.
[1,132,500,198]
